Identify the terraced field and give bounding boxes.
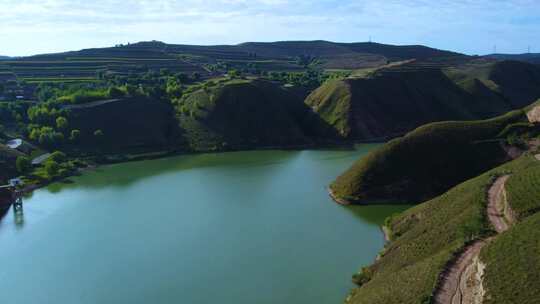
[0,40,468,86]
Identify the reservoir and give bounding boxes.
[0,145,408,304]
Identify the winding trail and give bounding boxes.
[434,175,512,304]
[487,175,512,233]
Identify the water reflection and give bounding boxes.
[343,204,412,226]
[47,150,302,192]
[13,206,24,228]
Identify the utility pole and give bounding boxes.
[493,45,497,54]
[528,46,531,54]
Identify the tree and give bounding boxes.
[34,126,64,147]
[191,72,201,81]
[166,78,183,99]
[70,129,81,142]
[125,84,138,97]
[44,160,60,177]
[56,116,68,130]
[50,151,67,163]
[175,73,189,83]
[228,69,241,78]
[16,156,31,173]
[108,87,125,99]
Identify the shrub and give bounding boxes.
[44,160,60,177]
[50,151,67,163]
[16,156,31,173]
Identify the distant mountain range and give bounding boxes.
[486,53,540,64]
[0,40,469,83]
[0,55,10,60]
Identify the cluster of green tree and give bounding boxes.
[266,70,349,88]
[25,101,77,148]
[295,54,318,67]
[16,151,76,181]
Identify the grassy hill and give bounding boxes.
[306,59,540,141]
[0,40,464,85]
[345,154,539,304]
[480,211,540,304]
[66,97,180,153]
[176,79,334,151]
[330,109,527,204]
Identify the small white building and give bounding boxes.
[9,178,23,187]
[6,139,22,149]
[6,139,32,154]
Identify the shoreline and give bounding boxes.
[381,225,391,242]
[9,141,377,200]
[327,187,352,205]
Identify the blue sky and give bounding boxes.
[0,0,538,56]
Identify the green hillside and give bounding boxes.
[65,97,180,153]
[505,163,540,219]
[176,79,333,151]
[306,59,540,140]
[345,155,539,304]
[330,109,527,204]
[480,211,540,304]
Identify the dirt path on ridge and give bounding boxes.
[487,175,512,233]
[433,175,512,304]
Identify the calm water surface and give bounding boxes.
[0,145,409,304]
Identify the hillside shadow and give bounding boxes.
[343,204,413,226]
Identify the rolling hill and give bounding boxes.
[65,97,181,153]
[345,154,540,304]
[176,78,334,151]
[337,103,540,304]
[306,59,540,140]
[329,102,539,204]
[0,41,465,84]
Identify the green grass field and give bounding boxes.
[506,162,540,219]
[480,211,540,304]
[346,155,538,304]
